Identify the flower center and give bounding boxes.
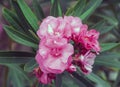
[51,48,62,57]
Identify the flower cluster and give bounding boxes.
[35,16,100,84]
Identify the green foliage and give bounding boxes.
[24,58,38,72]
[100,43,120,52]
[66,0,103,21]
[2,8,24,32]
[80,0,102,20]
[17,0,39,31]
[86,73,111,87]
[0,51,34,64]
[7,64,32,87]
[95,52,120,68]
[66,0,86,16]
[50,0,62,17]
[4,25,38,48]
[32,0,45,21]
[91,20,115,34]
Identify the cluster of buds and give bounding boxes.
[34,16,100,84]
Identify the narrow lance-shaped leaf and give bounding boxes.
[91,20,115,34]
[95,13,118,26]
[17,0,39,31]
[7,64,32,87]
[67,0,86,17]
[51,0,54,5]
[71,72,94,87]
[24,58,38,72]
[32,0,45,21]
[11,0,33,33]
[86,73,110,87]
[96,59,120,69]
[50,0,62,17]
[100,25,114,34]
[80,0,103,20]
[0,51,35,64]
[62,72,83,87]
[73,0,86,16]
[91,20,105,32]
[95,52,120,69]
[100,43,120,52]
[4,25,38,48]
[2,8,24,32]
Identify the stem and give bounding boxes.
[2,66,8,87]
[71,72,94,87]
[55,74,62,87]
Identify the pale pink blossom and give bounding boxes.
[35,37,74,74]
[35,16,101,82]
[64,16,82,36]
[79,51,96,74]
[37,16,72,40]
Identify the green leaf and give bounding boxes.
[62,72,83,87]
[32,0,45,21]
[2,8,24,32]
[100,43,120,52]
[69,0,86,17]
[96,52,120,60]
[91,20,105,33]
[95,59,120,69]
[4,25,38,48]
[11,0,33,33]
[80,0,102,20]
[66,0,86,16]
[86,73,110,87]
[17,0,39,31]
[51,0,54,5]
[91,20,114,34]
[95,52,120,68]
[24,58,38,72]
[0,51,35,64]
[100,25,114,34]
[7,64,32,87]
[50,0,62,17]
[95,14,118,27]
[71,72,94,87]
[73,0,86,16]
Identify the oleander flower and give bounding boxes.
[37,16,72,40]
[35,37,74,74]
[35,16,101,84]
[73,24,100,53]
[79,51,96,74]
[64,16,82,36]
[66,64,76,73]
[34,67,55,84]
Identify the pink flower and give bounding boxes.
[74,25,100,52]
[79,51,96,74]
[64,16,82,36]
[66,64,76,73]
[37,16,72,40]
[35,37,74,74]
[35,16,101,83]
[34,67,55,84]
